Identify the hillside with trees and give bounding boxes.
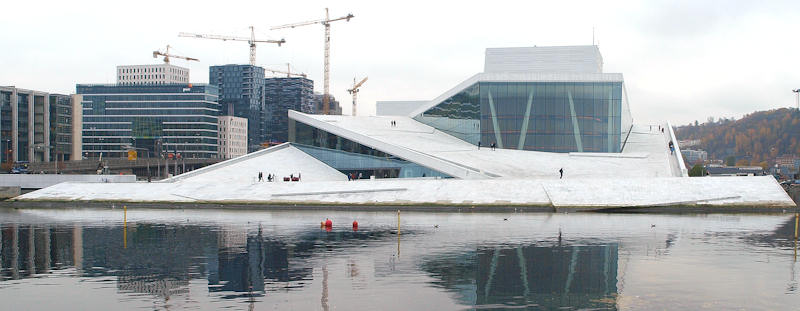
[675,108,800,166]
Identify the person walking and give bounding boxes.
[478,142,481,150]
[258,172,263,182]
[559,168,564,179]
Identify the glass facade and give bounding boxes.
[264,77,314,143]
[414,81,632,153]
[210,65,266,152]
[77,84,220,158]
[289,120,450,179]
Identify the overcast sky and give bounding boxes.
[2,0,799,125]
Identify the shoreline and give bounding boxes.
[2,200,797,214]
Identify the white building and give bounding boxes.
[16,45,795,208]
[218,116,247,159]
[116,64,189,85]
[681,149,708,164]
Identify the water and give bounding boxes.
[1,207,799,310]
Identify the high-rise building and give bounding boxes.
[49,94,82,162]
[209,65,266,152]
[264,77,314,143]
[77,84,220,159]
[0,86,81,163]
[218,116,248,159]
[312,93,342,115]
[117,64,190,85]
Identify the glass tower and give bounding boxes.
[209,65,266,152]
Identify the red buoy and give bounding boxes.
[352,220,359,230]
[325,218,333,227]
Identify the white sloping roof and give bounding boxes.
[290,111,681,179]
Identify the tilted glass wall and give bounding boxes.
[414,81,629,153]
[290,120,450,179]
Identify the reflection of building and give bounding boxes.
[217,116,248,159]
[0,86,82,163]
[264,77,314,143]
[77,84,220,158]
[421,244,619,309]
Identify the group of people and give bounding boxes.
[347,172,363,181]
[477,141,498,151]
[257,172,275,182]
[668,141,675,154]
[390,120,398,127]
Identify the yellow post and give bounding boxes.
[795,213,798,240]
[397,210,401,257]
[123,205,127,249]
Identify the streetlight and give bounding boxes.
[793,89,800,110]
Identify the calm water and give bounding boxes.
[1,207,799,310]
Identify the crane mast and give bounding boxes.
[271,8,354,114]
[347,76,368,116]
[178,26,285,66]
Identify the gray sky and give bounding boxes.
[2,0,799,125]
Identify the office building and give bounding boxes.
[0,86,81,163]
[209,64,266,152]
[49,94,83,161]
[117,64,189,85]
[264,77,314,143]
[77,83,220,159]
[312,93,342,115]
[218,116,247,159]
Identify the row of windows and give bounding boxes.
[119,67,186,75]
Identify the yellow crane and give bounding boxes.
[271,8,354,115]
[178,26,285,66]
[152,45,199,64]
[347,76,367,116]
[264,63,307,78]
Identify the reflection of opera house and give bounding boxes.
[19,46,793,208]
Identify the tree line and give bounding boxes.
[675,108,800,167]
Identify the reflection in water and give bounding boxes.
[1,211,799,310]
[422,244,618,310]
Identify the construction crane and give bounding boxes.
[347,77,367,116]
[264,63,307,78]
[271,8,354,115]
[152,45,199,64]
[178,26,285,66]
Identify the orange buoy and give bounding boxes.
[325,218,333,227]
[320,221,325,227]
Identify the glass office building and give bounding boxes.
[209,65,266,152]
[289,119,450,178]
[77,84,220,158]
[264,77,314,143]
[414,81,632,153]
